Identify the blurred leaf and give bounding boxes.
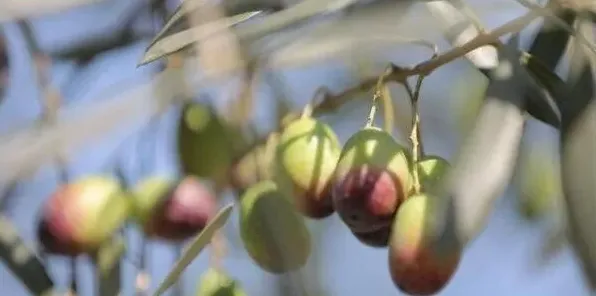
[522,1,576,128]
[526,1,576,69]
[140,0,360,66]
[521,52,569,125]
[152,203,234,296]
[0,215,56,296]
[561,101,596,290]
[141,11,265,66]
[559,17,596,290]
[426,0,572,129]
[433,43,529,248]
[147,0,283,51]
[0,68,184,187]
[0,0,110,22]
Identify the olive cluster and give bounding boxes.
[228,105,461,295]
[35,99,462,296]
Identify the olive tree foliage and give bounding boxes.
[0,0,595,295]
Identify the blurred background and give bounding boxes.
[0,0,591,295]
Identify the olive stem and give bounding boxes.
[209,231,227,271]
[365,67,393,129]
[301,87,330,120]
[403,81,426,157]
[208,189,227,272]
[300,103,314,119]
[364,91,380,129]
[408,75,426,195]
[381,83,395,135]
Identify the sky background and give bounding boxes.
[0,0,592,295]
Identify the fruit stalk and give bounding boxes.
[209,231,226,271]
[208,189,227,272]
[406,75,426,195]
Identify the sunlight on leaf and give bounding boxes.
[140,11,264,66]
[152,202,234,296]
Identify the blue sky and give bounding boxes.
[0,0,592,295]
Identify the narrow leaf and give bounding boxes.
[140,0,359,66]
[147,0,283,51]
[433,44,528,248]
[0,0,109,22]
[152,203,234,296]
[0,215,56,296]
[140,11,264,66]
[522,1,576,128]
[559,17,596,290]
[526,1,576,69]
[561,101,596,289]
[148,0,209,48]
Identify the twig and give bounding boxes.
[402,82,425,157]
[406,75,427,195]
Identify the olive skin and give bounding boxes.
[196,268,247,296]
[229,133,279,194]
[332,127,411,233]
[132,176,217,242]
[178,103,242,184]
[239,180,311,274]
[276,117,341,219]
[416,155,451,193]
[351,225,391,248]
[388,194,461,296]
[37,176,131,256]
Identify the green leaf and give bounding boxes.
[147,0,208,49]
[139,11,263,66]
[152,203,234,296]
[0,215,55,296]
[521,51,570,120]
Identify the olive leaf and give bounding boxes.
[147,0,211,48]
[521,1,576,129]
[525,1,576,70]
[152,202,234,296]
[140,10,265,66]
[559,17,596,290]
[0,0,107,22]
[560,100,596,290]
[433,42,529,248]
[147,0,284,51]
[0,215,55,296]
[139,0,360,66]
